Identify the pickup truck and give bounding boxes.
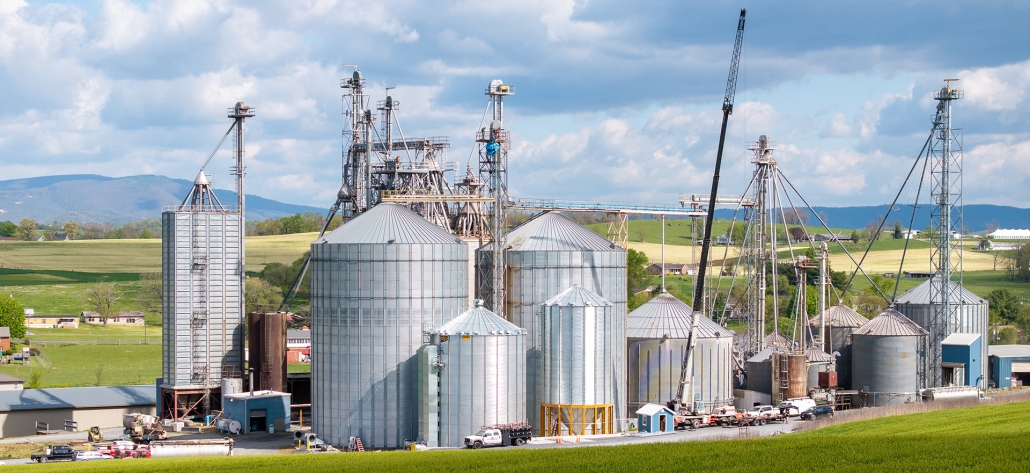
[777,398,816,416]
[464,423,533,449]
[31,445,77,463]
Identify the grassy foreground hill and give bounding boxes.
[14,400,1030,472]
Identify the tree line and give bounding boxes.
[0,219,161,240]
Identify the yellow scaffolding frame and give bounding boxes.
[539,404,614,437]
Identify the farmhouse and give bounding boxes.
[644,263,697,276]
[287,329,311,363]
[0,327,9,351]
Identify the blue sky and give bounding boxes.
[0,0,1027,209]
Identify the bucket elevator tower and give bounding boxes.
[475,80,513,316]
[927,80,964,387]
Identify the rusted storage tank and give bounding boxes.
[248,311,287,393]
[771,352,807,401]
[806,348,834,391]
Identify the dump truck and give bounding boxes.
[464,423,533,449]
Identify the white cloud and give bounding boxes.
[959,60,1030,112]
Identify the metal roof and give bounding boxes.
[626,292,733,339]
[808,305,868,328]
[0,327,9,338]
[894,277,987,305]
[852,309,927,337]
[988,345,1030,358]
[0,385,154,412]
[807,348,834,363]
[942,333,981,346]
[315,203,461,245]
[491,211,622,252]
[747,347,775,363]
[430,301,526,336]
[764,332,792,348]
[543,284,613,307]
[287,329,311,340]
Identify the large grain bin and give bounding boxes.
[895,277,989,387]
[539,285,623,436]
[421,301,527,447]
[310,203,468,448]
[809,305,867,389]
[476,211,626,427]
[626,293,734,414]
[851,309,927,406]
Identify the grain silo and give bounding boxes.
[746,348,773,394]
[420,300,527,447]
[309,203,468,449]
[539,285,623,436]
[805,348,834,391]
[809,305,867,389]
[476,211,626,427]
[894,277,989,387]
[626,293,734,414]
[161,171,244,419]
[851,308,927,406]
[247,311,287,393]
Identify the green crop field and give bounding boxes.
[11,400,1030,472]
[0,343,160,388]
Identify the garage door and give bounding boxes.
[1011,361,1030,372]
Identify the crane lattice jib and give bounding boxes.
[723,10,746,113]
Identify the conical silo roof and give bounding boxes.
[808,305,868,328]
[764,332,792,348]
[315,203,460,244]
[852,308,928,337]
[747,347,775,363]
[543,284,613,307]
[626,292,732,339]
[490,211,621,252]
[894,276,986,305]
[430,301,526,336]
[806,347,834,363]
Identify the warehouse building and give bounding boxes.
[988,345,1030,388]
[0,386,155,438]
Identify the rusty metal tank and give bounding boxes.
[247,311,287,393]
[771,351,807,401]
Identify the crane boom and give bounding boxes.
[674,8,746,410]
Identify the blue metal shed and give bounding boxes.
[941,333,982,387]
[222,391,292,434]
[988,345,1030,389]
[635,403,676,434]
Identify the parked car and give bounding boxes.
[74,451,114,461]
[800,405,834,420]
[746,405,775,419]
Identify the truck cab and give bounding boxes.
[31,445,77,463]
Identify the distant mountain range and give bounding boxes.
[715,204,1030,232]
[0,174,325,225]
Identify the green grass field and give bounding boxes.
[11,400,1030,472]
[0,343,160,388]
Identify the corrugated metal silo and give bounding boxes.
[310,203,469,449]
[809,305,867,389]
[851,308,927,406]
[806,348,834,391]
[161,171,243,393]
[476,212,626,427]
[626,293,734,414]
[539,285,623,436]
[746,348,773,394]
[894,277,989,387]
[424,301,527,448]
